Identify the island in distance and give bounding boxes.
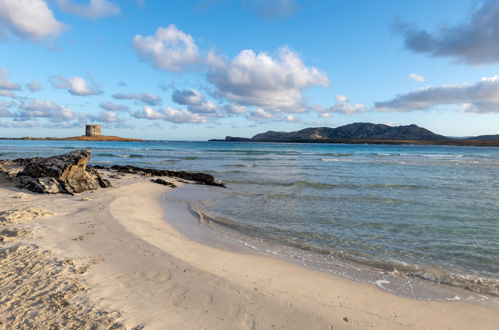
[0,124,143,142]
[212,122,499,147]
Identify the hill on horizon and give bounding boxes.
[226,123,450,142]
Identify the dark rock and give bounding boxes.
[7,150,109,194]
[17,176,62,194]
[109,165,225,187]
[150,179,177,188]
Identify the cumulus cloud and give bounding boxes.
[0,120,40,128]
[248,108,275,120]
[188,101,218,114]
[398,0,499,65]
[327,95,367,115]
[17,99,76,121]
[172,89,203,105]
[50,75,102,96]
[112,92,161,106]
[409,73,426,82]
[0,0,65,41]
[99,101,130,112]
[132,106,208,124]
[0,90,14,97]
[224,103,247,114]
[207,47,328,110]
[0,69,21,91]
[375,75,499,113]
[132,25,200,72]
[26,80,42,92]
[249,0,299,19]
[171,88,218,114]
[0,107,12,117]
[56,0,120,19]
[0,101,14,117]
[90,111,126,123]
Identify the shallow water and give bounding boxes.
[1,139,498,300]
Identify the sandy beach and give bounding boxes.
[1,170,498,329]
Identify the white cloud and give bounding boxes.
[0,108,12,117]
[56,0,120,19]
[112,92,161,106]
[0,90,14,97]
[26,80,42,92]
[132,25,199,72]
[132,106,165,120]
[99,101,130,112]
[188,101,218,114]
[284,114,297,122]
[0,120,40,128]
[375,75,499,113]
[0,0,65,41]
[132,106,208,124]
[248,108,275,120]
[207,46,328,110]
[91,111,125,123]
[50,75,101,96]
[327,95,367,115]
[397,0,499,65]
[0,68,21,91]
[409,73,426,82]
[161,107,208,123]
[171,88,218,114]
[0,100,14,117]
[172,89,203,105]
[224,103,247,114]
[17,99,76,121]
[319,112,331,118]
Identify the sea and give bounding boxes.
[1,139,498,306]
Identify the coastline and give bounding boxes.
[1,170,499,329]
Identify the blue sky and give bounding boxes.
[1,0,499,139]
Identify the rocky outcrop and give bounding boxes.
[150,178,177,188]
[0,150,225,194]
[0,150,110,195]
[108,165,225,187]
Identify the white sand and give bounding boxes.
[1,172,498,329]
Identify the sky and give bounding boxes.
[1,0,499,140]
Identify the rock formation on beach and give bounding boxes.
[0,150,224,195]
[0,150,111,195]
[106,165,225,187]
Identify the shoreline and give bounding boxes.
[163,184,499,307]
[2,171,499,328]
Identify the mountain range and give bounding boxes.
[216,123,499,146]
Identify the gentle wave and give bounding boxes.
[195,207,499,297]
[96,153,145,158]
[225,179,429,190]
[224,164,255,168]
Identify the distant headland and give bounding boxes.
[0,124,144,142]
[211,123,499,147]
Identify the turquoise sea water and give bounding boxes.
[1,140,498,298]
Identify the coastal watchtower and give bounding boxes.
[85,124,102,137]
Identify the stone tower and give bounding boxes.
[85,124,102,137]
